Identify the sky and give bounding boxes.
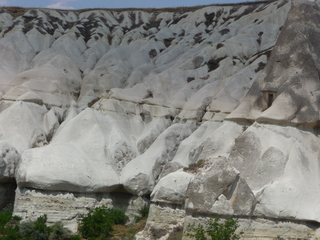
[0,0,250,10]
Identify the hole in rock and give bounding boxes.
[207,57,225,72]
[267,93,274,107]
[261,90,277,110]
[87,98,100,107]
[108,186,151,209]
[149,49,157,58]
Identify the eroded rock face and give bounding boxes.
[3,0,320,239]
[228,0,320,126]
[185,157,256,216]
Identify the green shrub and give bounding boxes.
[78,206,126,239]
[31,215,51,240]
[69,235,81,240]
[135,205,149,222]
[0,205,22,239]
[20,215,51,240]
[106,208,126,225]
[0,211,14,235]
[0,211,13,229]
[0,226,21,240]
[19,221,34,239]
[49,222,71,240]
[185,216,243,240]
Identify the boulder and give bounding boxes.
[17,143,120,192]
[229,122,320,222]
[185,157,239,214]
[151,170,194,205]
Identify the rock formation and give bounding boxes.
[1,0,320,239]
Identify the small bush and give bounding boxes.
[49,222,71,240]
[185,215,243,240]
[1,226,21,240]
[78,206,126,239]
[19,221,34,239]
[69,235,81,240]
[107,208,126,225]
[135,205,149,222]
[0,210,14,234]
[31,215,51,240]
[0,205,22,238]
[20,215,51,240]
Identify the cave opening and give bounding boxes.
[0,181,17,209]
[261,90,277,110]
[267,93,274,108]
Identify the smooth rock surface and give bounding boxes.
[151,170,194,205]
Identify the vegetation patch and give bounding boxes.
[149,49,157,58]
[219,28,230,36]
[194,33,203,44]
[87,98,100,108]
[171,14,188,25]
[0,205,132,240]
[20,215,52,240]
[207,57,226,72]
[0,206,72,240]
[111,205,149,240]
[187,77,195,83]
[163,38,174,48]
[49,222,72,240]
[135,205,150,223]
[255,62,266,73]
[185,215,243,240]
[204,12,216,27]
[78,206,126,239]
[167,226,183,240]
[216,43,224,49]
[184,159,206,174]
[0,205,22,239]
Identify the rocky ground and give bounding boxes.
[1,0,320,239]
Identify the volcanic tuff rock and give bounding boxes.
[1,0,320,239]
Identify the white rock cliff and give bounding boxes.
[1,0,320,239]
